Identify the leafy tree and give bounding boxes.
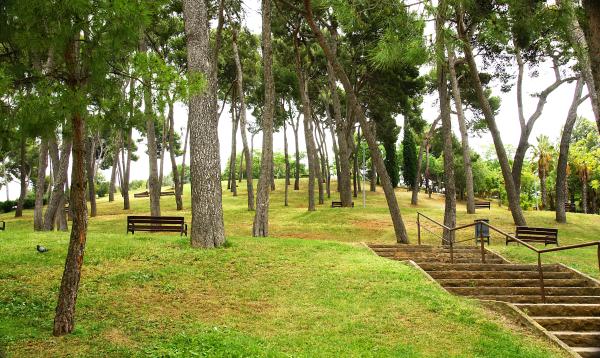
[401,128,417,188]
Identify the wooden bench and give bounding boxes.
[331,201,354,208]
[565,202,576,212]
[475,201,491,210]
[127,216,187,236]
[0,221,4,231]
[506,226,558,246]
[134,191,176,198]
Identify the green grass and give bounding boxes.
[0,179,589,357]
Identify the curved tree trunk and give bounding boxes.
[253,0,275,236]
[457,9,526,226]
[232,26,254,210]
[448,49,475,214]
[556,79,585,223]
[183,0,226,247]
[303,0,409,243]
[582,0,600,133]
[34,139,49,230]
[167,100,183,210]
[53,109,88,337]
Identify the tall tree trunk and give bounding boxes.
[34,139,48,230]
[179,124,189,195]
[556,79,585,223]
[183,0,226,247]
[253,0,275,236]
[448,49,475,214]
[141,39,161,217]
[53,109,88,337]
[15,137,27,218]
[167,100,183,210]
[326,55,352,205]
[121,129,132,210]
[326,105,341,191]
[158,115,167,188]
[294,36,317,211]
[304,0,409,243]
[284,119,290,207]
[85,136,97,218]
[314,120,325,204]
[582,171,589,214]
[232,26,254,210]
[44,137,72,231]
[436,1,456,242]
[457,8,526,226]
[582,0,600,133]
[291,118,300,191]
[229,91,238,196]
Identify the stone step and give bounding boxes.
[469,295,600,304]
[369,245,480,251]
[412,258,506,264]
[429,270,575,280]
[438,278,590,288]
[573,347,600,358]
[419,263,564,272]
[551,331,600,347]
[448,286,600,296]
[514,304,600,317]
[533,317,600,332]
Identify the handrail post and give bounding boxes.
[597,244,600,273]
[450,240,454,264]
[480,228,486,264]
[538,253,546,303]
[417,214,421,246]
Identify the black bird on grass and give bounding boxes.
[36,245,49,253]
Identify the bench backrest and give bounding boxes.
[128,216,184,225]
[515,226,558,240]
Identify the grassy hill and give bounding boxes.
[3,179,597,357]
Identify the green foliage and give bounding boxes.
[401,128,417,188]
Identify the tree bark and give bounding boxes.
[34,139,48,230]
[412,116,440,205]
[436,1,456,243]
[121,128,132,210]
[108,135,119,202]
[540,171,548,210]
[253,0,275,236]
[15,137,27,218]
[229,92,238,196]
[303,0,409,243]
[457,8,527,226]
[582,0,600,133]
[290,113,301,191]
[556,79,585,223]
[284,119,290,207]
[448,49,475,214]
[232,26,254,210]
[183,0,226,247]
[53,109,88,337]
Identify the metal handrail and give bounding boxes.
[416,212,600,303]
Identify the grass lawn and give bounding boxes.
[2,179,596,357]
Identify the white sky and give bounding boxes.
[0,0,594,200]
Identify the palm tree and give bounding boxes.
[532,135,554,210]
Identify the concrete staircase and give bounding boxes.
[369,244,600,358]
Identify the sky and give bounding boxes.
[0,0,594,200]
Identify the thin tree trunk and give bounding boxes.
[34,139,48,230]
[583,172,589,214]
[457,8,526,226]
[167,100,183,210]
[294,35,317,211]
[448,49,475,214]
[53,109,88,337]
[292,120,300,191]
[556,79,585,223]
[179,123,190,194]
[15,137,27,218]
[412,116,440,205]
[229,89,238,196]
[108,135,119,202]
[44,137,72,231]
[158,115,167,188]
[540,171,548,210]
[314,119,325,204]
[253,0,275,236]
[232,25,254,210]
[122,129,132,210]
[85,136,97,217]
[183,0,226,247]
[370,159,376,192]
[304,0,409,243]
[284,119,290,207]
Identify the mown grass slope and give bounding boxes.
[1,179,590,357]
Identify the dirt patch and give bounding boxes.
[102,328,135,347]
[353,220,390,231]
